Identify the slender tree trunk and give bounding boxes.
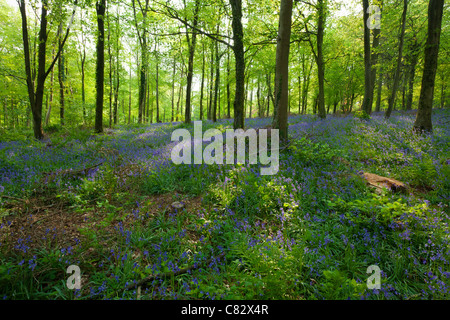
[45,46,55,126]
[361,0,372,115]
[128,58,132,124]
[213,38,220,122]
[107,8,112,128]
[257,76,262,117]
[316,0,326,119]
[266,72,273,117]
[156,61,160,122]
[385,0,407,119]
[226,49,231,118]
[405,41,420,111]
[81,48,86,123]
[413,0,444,133]
[172,57,176,122]
[200,42,205,120]
[249,84,253,118]
[57,21,65,126]
[184,0,200,123]
[375,72,383,112]
[301,54,312,115]
[95,0,106,133]
[208,40,214,120]
[230,0,245,129]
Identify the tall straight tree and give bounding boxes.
[132,0,149,124]
[230,0,245,129]
[57,20,66,126]
[18,0,76,139]
[361,0,372,115]
[315,0,326,119]
[272,0,293,142]
[184,0,200,123]
[95,0,106,133]
[413,0,444,133]
[385,0,407,119]
[199,41,206,120]
[301,0,327,119]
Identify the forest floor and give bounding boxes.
[0,109,449,300]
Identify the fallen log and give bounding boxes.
[361,172,407,193]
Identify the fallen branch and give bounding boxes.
[124,252,226,291]
[0,195,27,203]
[41,162,104,181]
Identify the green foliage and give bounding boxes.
[289,137,342,166]
[328,193,430,227]
[318,269,366,300]
[354,110,371,121]
[231,233,304,299]
[402,154,438,188]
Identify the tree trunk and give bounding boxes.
[213,37,220,122]
[272,0,293,142]
[156,61,160,122]
[200,42,205,120]
[385,0,407,119]
[184,0,200,123]
[316,0,326,119]
[226,49,231,118]
[95,0,106,133]
[128,58,132,124]
[19,0,46,139]
[45,46,55,126]
[405,41,420,111]
[230,0,245,129]
[81,48,86,123]
[361,0,372,115]
[172,57,176,122]
[107,8,112,128]
[375,72,383,112]
[208,40,214,120]
[249,84,253,118]
[58,21,65,126]
[413,0,444,133]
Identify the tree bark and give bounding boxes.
[361,0,372,115]
[172,57,176,122]
[316,0,326,119]
[58,21,65,126]
[385,0,408,119]
[213,36,221,122]
[226,49,231,118]
[405,39,420,111]
[272,0,293,142]
[375,72,383,112]
[200,42,205,120]
[95,0,106,133]
[230,0,245,129]
[413,0,444,133]
[156,61,160,122]
[184,0,200,123]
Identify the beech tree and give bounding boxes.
[95,0,106,133]
[272,0,293,142]
[413,0,445,133]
